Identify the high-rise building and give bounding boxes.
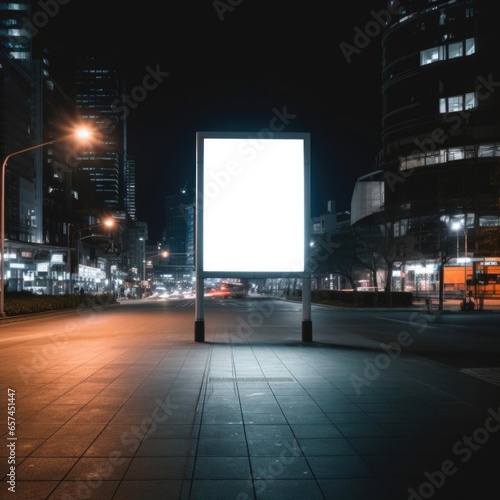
[0,2,38,244]
[125,156,137,220]
[379,0,500,259]
[74,56,124,214]
[163,193,194,281]
[360,0,500,294]
[0,1,31,64]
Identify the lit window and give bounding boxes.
[448,95,463,112]
[421,46,444,65]
[439,98,447,113]
[440,93,476,113]
[405,154,425,169]
[448,148,464,161]
[465,38,475,55]
[478,145,494,157]
[448,42,463,59]
[421,37,475,66]
[465,92,477,110]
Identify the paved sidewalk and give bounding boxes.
[1,301,500,500]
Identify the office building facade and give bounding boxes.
[74,56,124,214]
[375,0,500,295]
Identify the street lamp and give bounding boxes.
[143,249,168,282]
[1,126,93,316]
[451,221,468,293]
[71,218,115,293]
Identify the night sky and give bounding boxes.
[39,0,387,241]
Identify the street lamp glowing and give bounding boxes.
[75,127,92,141]
[1,126,95,317]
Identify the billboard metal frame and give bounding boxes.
[194,131,312,342]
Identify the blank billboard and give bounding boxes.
[196,132,310,277]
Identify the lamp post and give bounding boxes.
[451,221,468,293]
[1,127,93,317]
[71,218,114,294]
[141,247,168,287]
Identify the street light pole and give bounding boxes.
[451,222,468,294]
[1,128,93,316]
[1,140,65,317]
[71,219,114,294]
[464,229,468,293]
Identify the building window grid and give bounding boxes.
[439,92,476,114]
[420,37,475,66]
[400,142,500,170]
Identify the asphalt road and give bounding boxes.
[2,296,499,373]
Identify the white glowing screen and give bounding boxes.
[202,137,305,273]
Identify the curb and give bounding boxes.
[0,302,121,326]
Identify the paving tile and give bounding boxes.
[240,403,283,414]
[307,456,375,478]
[199,424,245,439]
[6,481,58,500]
[199,411,243,425]
[124,457,187,480]
[15,457,78,480]
[146,423,198,439]
[247,438,301,457]
[281,412,332,425]
[136,438,193,457]
[347,437,405,455]
[48,480,120,499]
[335,423,390,437]
[65,456,132,481]
[289,424,342,439]
[326,412,375,424]
[244,425,295,441]
[318,478,397,500]
[0,437,44,457]
[243,413,288,425]
[254,479,325,499]
[297,437,357,456]
[188,479,256,500]
[250,456,313,479]
[193,456,252,480]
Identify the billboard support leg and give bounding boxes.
[195,277,205,342]
[302,276,312,342]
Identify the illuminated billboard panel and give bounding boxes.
[196,132,310,277]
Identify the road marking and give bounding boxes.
[373,316,441,328]
[459,367,500,388]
